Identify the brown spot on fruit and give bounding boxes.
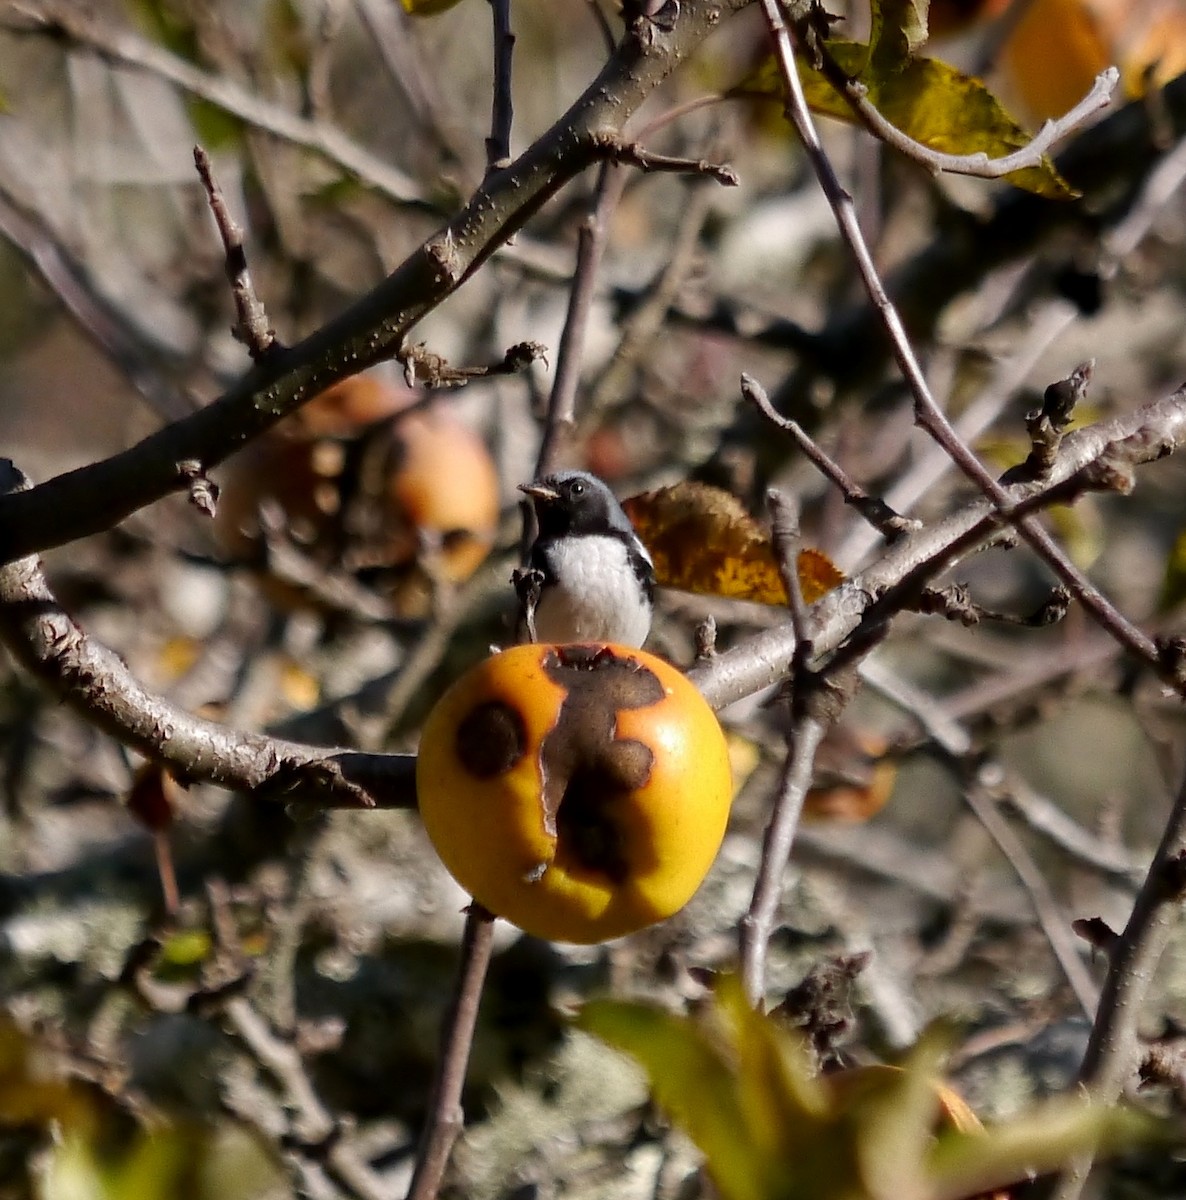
[416,641,734,943]
[456,701,527,778]
[537,646,665,880]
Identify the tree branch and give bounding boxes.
[1052,763,1186,1200]
[0,464,415,809]
[689,386,1186,709]
[0,0,747,566]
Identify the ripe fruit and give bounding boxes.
[929,0,1186,123]
[417,643,734,944]
[214,374,500,612]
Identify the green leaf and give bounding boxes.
[733,40,1075,199]
[581,978,1164,1200]
[158,928,213,968]
[850,1029,948,1199]
[265,0,311,77]
[578,997,786,1200]
[869,0,931,71]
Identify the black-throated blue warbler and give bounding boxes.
[518,470,655,647]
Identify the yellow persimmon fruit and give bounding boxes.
[417,643,733,944]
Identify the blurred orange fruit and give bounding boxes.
[215,373,500,614]
[931,0,1186,122]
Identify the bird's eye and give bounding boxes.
[570,480,585,497]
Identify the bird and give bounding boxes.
[517,470,655,647]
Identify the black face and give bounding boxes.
[532,472,617,538]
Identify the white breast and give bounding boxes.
[535,535,652,647]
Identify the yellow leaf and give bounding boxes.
[869,0,931,70]
[280,658,320,711]
[578,997,784,1200]
[582,984,1160,1200]
[733,41,1076,199]
[1158,527,1186,613]
[621,482,844,607]
[401,0,469,13]
[0,1019,96,1135]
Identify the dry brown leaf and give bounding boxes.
[621,482,844,607]
[803,729,898,823]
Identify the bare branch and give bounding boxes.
[743,373,918,543]
[756,0,1182,693]
[1052,763,1186,1200]
[406,905,496,1200]
[740,714,829,1007]
[592,131,739,185]
[399,340,547,389]
[689,386,1186,710]
[0,462,416,809]
[192,145,278,362]
[0,0,744,565]
[767,489,812,658]
[485,0,516,173]
[534,163,625,480]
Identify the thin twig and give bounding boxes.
[193,146,278,361]
[549,97,726,443]
[593,132,739,185]
[961,783,1100,1019]
[688,386,1186,711]
[587,176,714,417]
[862,658,1141,881]
[839,125,1186,569]
[757,0,1179,693]
[835,300,1078,569]
[0,180,198,423]
[739,490,836,1007]
[767,489,811,657]
[534,162,625,479]
[406,905,496,1200]
[1051,764,1186,1200]
[0,0,744,565]
[739,714,829,1008]
[802,21,1119,183]
[1103,132,1186,266]
[371,553,512,746]
[399,340,547,390]
[215,889,396,1200]
[0,462,416,809]
[6,0,429,206]
[1007,361,1094,483]
[486,0,515,173]
[352,0,468,171]
[858,658,1107,1016]
[744,374,917,543]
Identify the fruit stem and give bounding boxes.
[406,903,496,1200]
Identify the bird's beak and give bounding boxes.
[518,482,560,504]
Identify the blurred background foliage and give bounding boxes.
[0,0,1186,1196]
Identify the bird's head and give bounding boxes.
[519,471,632,538]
